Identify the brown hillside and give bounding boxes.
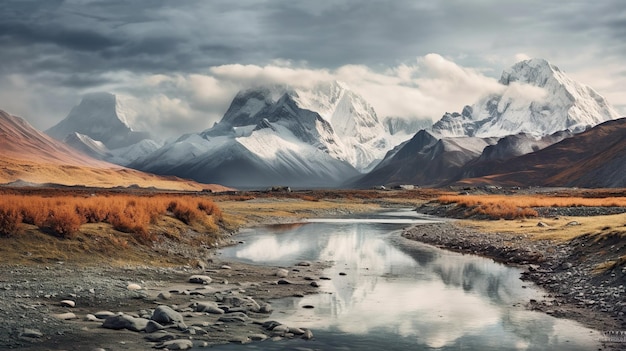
[0,110,230,191]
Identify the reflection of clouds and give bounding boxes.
[235,235,302,262]
[224,219,599,350]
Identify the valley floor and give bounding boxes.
[0,188,625,350]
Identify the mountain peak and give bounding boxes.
[432,58,620,138]
[46,92,150,149]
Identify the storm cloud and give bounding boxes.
[0,0,624,138]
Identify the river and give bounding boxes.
[211,209,600,350]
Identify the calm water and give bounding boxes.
[213,210,600,350]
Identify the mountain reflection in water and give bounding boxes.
[215,211,599,350]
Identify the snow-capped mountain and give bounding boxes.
[132,81,416,187]
[47,92,151,149]
[383,116,432,136]
[431,58,620,138]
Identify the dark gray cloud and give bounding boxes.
[0,0,624,136]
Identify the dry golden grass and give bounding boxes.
[0,193,223,241]
[460,213,626,242]
[437,194,626,220]
[439,194,626,208]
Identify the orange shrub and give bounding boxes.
[197,199,222,219]
[43,206,84,238]
[0,208,22,236]
[0,192,224,242]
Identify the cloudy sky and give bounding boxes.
[1,0,625,139]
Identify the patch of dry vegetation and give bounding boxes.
[0,193,223,243]
[437,194,626,220]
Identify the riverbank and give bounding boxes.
[0,196,395,350]
[402,220,626,334]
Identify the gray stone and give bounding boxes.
[277,279,292,285]
[157,291,172,300]
[155,339,194,350]
[297,261,312,266]
[145,320,166,333]
[275,268,289,278]
[101,314,148,332]
[310,281,320,287]
[60,299,75,307]
[189,275,212,285]
[94,311,115,319]
[19,328,43,338]
[192,301,224,314]
[218,312,250,323]
[144,331,176,342]
[84,314,102,322]
[249,334,269,341]
[537,222,549,227]
[259,303,273,313]
[53,312,77,320]
[302,329,314,340]
[152,305,184,324]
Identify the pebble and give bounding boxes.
[53,312,77,320]
[127,283,142,290]
[19,328,43,338]
[188,275,212,285]
[60,300,75,307]
[275,268,289,278]
[277,279,292,285]
[157,291,172,300]
[154,339,194,350]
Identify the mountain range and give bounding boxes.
[2,58,624,189]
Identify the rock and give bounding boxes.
[249,334,268,341]
[537,222,550,227]
[84,314,102,322]
[319,276,331,280]
[297,261,312,267]
[53,312,77,320]
[272,325,289,336]
[144,331,176,342]
[157,291,172,300]
[191,301,224,314]
[127,283,142,290]
[218,312,250,323]
[275,268,289,278]
[154,339,194,350]
[60,299,75,307]
[94,311,115,319]
[262,320,282,330]
[259,303,273,313]
[566,221,580,226]
[310,281,320,288]
[151,305,184,325]
[229,336,251,344]
[221,265,232,270]
[277,279,292,285]
[290,327,305,335]
[101,314,148,332]
[145,320,166,333]
[302,305,314,309]
[19,328,43,338]
[189,275,212,284]
[302,329,314,340]
[339,272,347,276]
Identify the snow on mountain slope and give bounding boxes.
[132,81,418,187]
[107,139,163,166]
[63,132,112,159]
[431,58,620,138]
[47,92,151,149]
[204,81,410,172]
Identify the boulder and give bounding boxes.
[151,305,184,325]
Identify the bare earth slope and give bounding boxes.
[0,110,229,191]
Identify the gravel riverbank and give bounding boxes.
[402,221,626,335]
[0,257,327,350]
